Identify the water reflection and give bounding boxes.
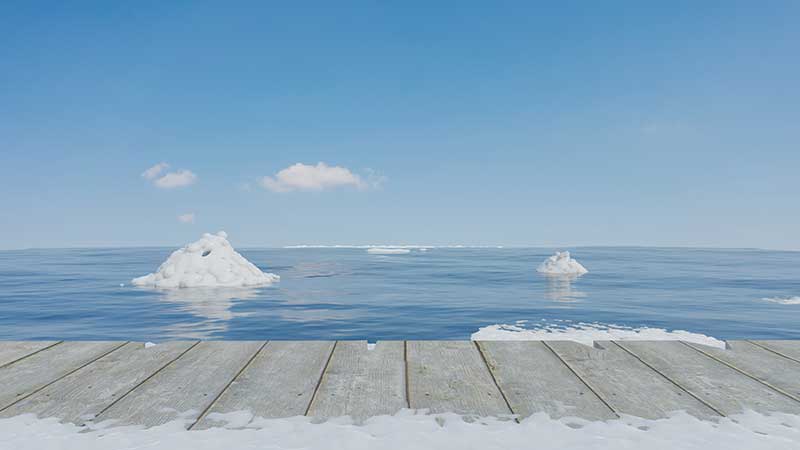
[156,287,260,338]
[542,274,587,302]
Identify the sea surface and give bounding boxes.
[0,247,798,341]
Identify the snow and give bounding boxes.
[367,248,411,255]
[471,321,726,349]
[537,251,588,275]
[131,231,279,288]
[2,410,799,450]
[762,296,800,305]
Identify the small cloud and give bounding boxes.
[260,162,381,193]
[154,169,197,189]
[177,213,195,224]
[142,162,169,180]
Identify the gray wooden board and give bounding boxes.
[617,341,800,415]
[750,340,800,363]
[545,341,719,419]
[307,341,406,421]
[96,341,263,428]
[1,341,197,423]
[194,341,334,429]
[0,341,124,410]
[406,341,512,417]
[684,341,800,401]
[0,341,59,368]
[477,341,617,420]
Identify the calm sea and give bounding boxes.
[0,247,798,341]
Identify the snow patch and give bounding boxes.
[762,296,800,305]
[537,251,588,275]
[367,248,411,255]
[2,410,799,449]
[131,231,279,288]
[471,321,725,349]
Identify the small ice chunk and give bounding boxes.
[131,231,279,288]
[762,296,800,305]
[144,342,157,348]
[367,248,411,255]
[536,251,588,275]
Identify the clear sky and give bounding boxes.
[1,1,798,250]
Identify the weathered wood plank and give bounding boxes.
[406,341,512,417]
[684,341,800,401]
[1,341,197,423]
[0,341,124,410]
[307,341,406,421]
[749,340,800,363]
[617,341,800,414]
[96,341,263,428]
[545,341,719,419]
[193,341,334,429]
[477,341,617,420]
[0,341,60,368]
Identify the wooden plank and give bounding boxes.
[545,341,719,419]
[0,341,197,423]
[406,341,512,417]
[617,341,800,415]
[750,340,800,363]
[0,341,60,368]
[684,341,800,401]
[194,341,334,429]
[307,341,406,421]
[477,341,617,420]
[96,341,263,428]
[0,341,124,410]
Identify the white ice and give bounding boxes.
[2,410,799,450]
[471,321,725,348]
[131,231,279,288]
[537,251,588,275]
[367,248,411,255]
[762,296,800,305]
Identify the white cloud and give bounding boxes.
[141,162,169,180]
[177,213,195,224]
[154,169,198,189]
[260,162,377,193]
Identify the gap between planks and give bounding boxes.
[473,341,519,422]
[94,341,202,421]
[0,341,64,370]
[746,340,800,365]
[189,341,270,429]
[539,341,621,418]
[0,342,129,413]
[611,341,726,417]
[680,341,800,405]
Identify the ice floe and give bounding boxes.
[762,296,800,305]
[2,410,799,449]
[367,248,411,255]
[471,321,725,348]
[537,251,588,275]
[131,231,279,288]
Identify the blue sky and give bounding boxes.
[1,1,798,249]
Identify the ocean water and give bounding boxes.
[0,247,798,341]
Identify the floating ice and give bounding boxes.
[2,410,799,449]
[537,251,588,275]
[762,296,800,305]
[144,342,157,348]
[131,231,279,288]
[367,248,411,255]
[471,321,725,348]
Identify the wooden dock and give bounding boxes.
[1,340,800,428]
